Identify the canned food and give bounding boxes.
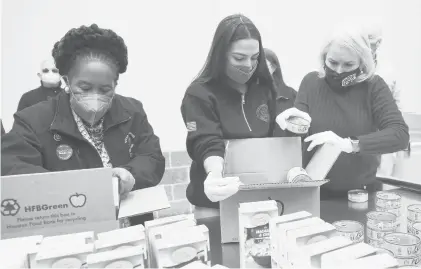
[408,218,416,234]
[395,255,421,267]
[367,211,398,231]
[366,225,395,241]
[375,206,401,217]
[375,191,401,209]
[412,223,421,239]
[383,233,421,256]
[286,167,312,183]
[285,116,310,134]
[333,220,364,243]
[367,238,384,248]
[348,200,368,211]
[408,204,421,222]
[348,189,368,203]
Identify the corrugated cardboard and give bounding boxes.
[220,137,329,243]
[223,137,302,184]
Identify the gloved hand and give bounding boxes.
[204,172,242,202]
[276,107,312,130]
[112,167,135,199]
[304,131,353,153]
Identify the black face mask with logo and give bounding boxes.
[324,65,361,92]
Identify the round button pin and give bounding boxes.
[56,144,73,160]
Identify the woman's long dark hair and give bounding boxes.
[264,48,288,90]
[193,14,274,90]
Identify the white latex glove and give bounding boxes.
[204,172,242,202]
[304,131,353,153]
[276,107,312,130]
[112,167,135,199]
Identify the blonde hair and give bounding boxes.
[318,24,375,83]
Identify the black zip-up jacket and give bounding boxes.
[17,83,63,112]
[181,79,296,208]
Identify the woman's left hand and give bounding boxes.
[304,131,353,153]
[112,167,135,198]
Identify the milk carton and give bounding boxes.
[34,243,94,268]
[269,211,312,268]
[154,230,208,268]
[276,217,325,265]
[292,236,353,268]
[320,242,377,268]
[286,222,337,262]
[239,200,279,268]
[86,246,145,268]
[144,214,195,267]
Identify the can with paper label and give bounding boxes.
[287,167,311,183]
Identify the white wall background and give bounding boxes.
[1,0,421,151]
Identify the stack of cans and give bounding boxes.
[375,191,402,217]
[332,220,364,243]
[382,232,421,267]
[408,204,421,234]
[412,223,421,240]
[366,211,398,247]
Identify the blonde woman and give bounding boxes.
[362,22,402,177]
[292,26,409,198]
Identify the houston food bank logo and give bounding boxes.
[1,193,87,217]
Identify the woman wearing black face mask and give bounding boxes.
[294,26,409,198]
[180,14,307,209]
[1,24,165,225]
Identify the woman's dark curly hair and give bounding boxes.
[52,24,128,77]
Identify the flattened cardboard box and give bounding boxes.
[220,137,329,243]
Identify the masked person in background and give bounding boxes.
[180,14,309,208]
[1,24,165,225]
[293,25,409,198]
[264,48,298,137]
[17,58,63,111]
[362,21,402,177]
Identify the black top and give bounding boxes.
[2,91,165,191]
[17,84,63,112]
[295,72,409,191]
[181,79,296,208]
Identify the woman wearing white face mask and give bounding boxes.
[180,15,307,208]
[292,25,409,198]
[1,24,165,226]
[16,58,64,112]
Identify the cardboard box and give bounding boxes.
[34,243,94,268]
[291,236,353,268]
[239,201,279,268]
[154,230,208,268]
[320,242,377,268]
[96,224,144,241]
[269,211,312,268]
[305,143,342,182]
[181,261,212,268]
[220,137,329,243]
[86,246,145,268]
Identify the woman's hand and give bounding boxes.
[112,167,135,199]
[276,108,312,130]
[204,172,242,202]
[304,131,353,153]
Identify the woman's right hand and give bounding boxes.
[204,172,242,202]
[276,107,312,130]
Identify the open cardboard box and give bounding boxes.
[220,137,332,243]
[1,168,170,240]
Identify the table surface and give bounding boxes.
[195,188,421,268]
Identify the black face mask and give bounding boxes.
[324,65,361,91]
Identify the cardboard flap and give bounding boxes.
[238,180,329,190]
[223,137,302,183]
[118,186,170,219]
